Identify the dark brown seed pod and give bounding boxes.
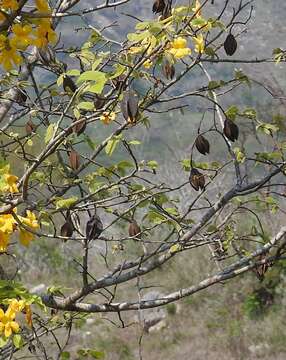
[223,118,239,142]
[94,96,105,110]
[128,220,141,239]
[72,119,86,135]
[163,61,175,80]
[153,0,165,14]
[63,75,77,94]
[60,221,74,239]
[189,168,205,191]
[25,119,36,135]
[224,33,237,56]
[121,90,139,124]
[18,89,27,104]
[69,150,80,171]
[195,135,210,155]
[86,213,103,241]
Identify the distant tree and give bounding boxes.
[0,0,285,358]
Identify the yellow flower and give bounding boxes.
[21,210,39,229]
[0,231,10,253]
[172,37,188,49]
[0,214,16,234]
[33,19,57,48]
[100,111,116,125]
[11,24,33,50]
[143,59,153,69]
[0,35,22,71]
[18,210,39,247]
[193,33,204,53]
[3,173,19,193]
[167,37,191,59]
[35,0,51,13]
[0,306,20,338]
[7,299,25,314]
[19,229,34,246]
[1,0,19,11]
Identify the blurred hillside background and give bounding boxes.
[3,0,286,359]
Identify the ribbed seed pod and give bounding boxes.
[189,168,205,191]
[152,0,166,14]
[69,150,80,171]
[163,61,175,80]
[121,90,139,124]
[86,213,103,241]
[224,33,237,56]
[128,220,141,239]
[18,89,27,104]
[60,221,74,239]
[72,119,87,135]
[223,118,239,142]
[195,135,210,155]
[94,96,106,110]
[25,119,36,134]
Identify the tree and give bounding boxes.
[0,0,285,358]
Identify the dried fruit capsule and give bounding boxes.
[223,118,239,142]
[163,61,175,80]
[195,135,210,155]
[72,119,86,135]
[94,96,105,110]
[224,33,237,56]
[153,0,165,14]
[18,89,27,104]
[86,213,103,241]
[128,220,141,239]
[25,119,36,134]
[189,168,205,191]
[60,221,74,239]
[63,75,77,94]
[121,90,139,124]
[69,150,80,171]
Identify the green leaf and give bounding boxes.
[89,350,105,359]
[165,207,179,217]
[45,124,55,144]
[13,334,24,349]
[61,352,71,360]
[256,123,279,135]
[135,22,150,30]
[55,196,78,209]
[181,159,191,171]
[117,161,133,176]
[73,107,81,119]
[147,210,166,224]
[78,70,106,83]
[0,337,9,348]
[66,69,80,76]
[105,135,122,156]
[91,58,102,71]
[109,64,126,80]
[147,160,158,170]
[57,74,64,87]
[127,30,150,42]
[225,105,239,120]
[78,101,95,110]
